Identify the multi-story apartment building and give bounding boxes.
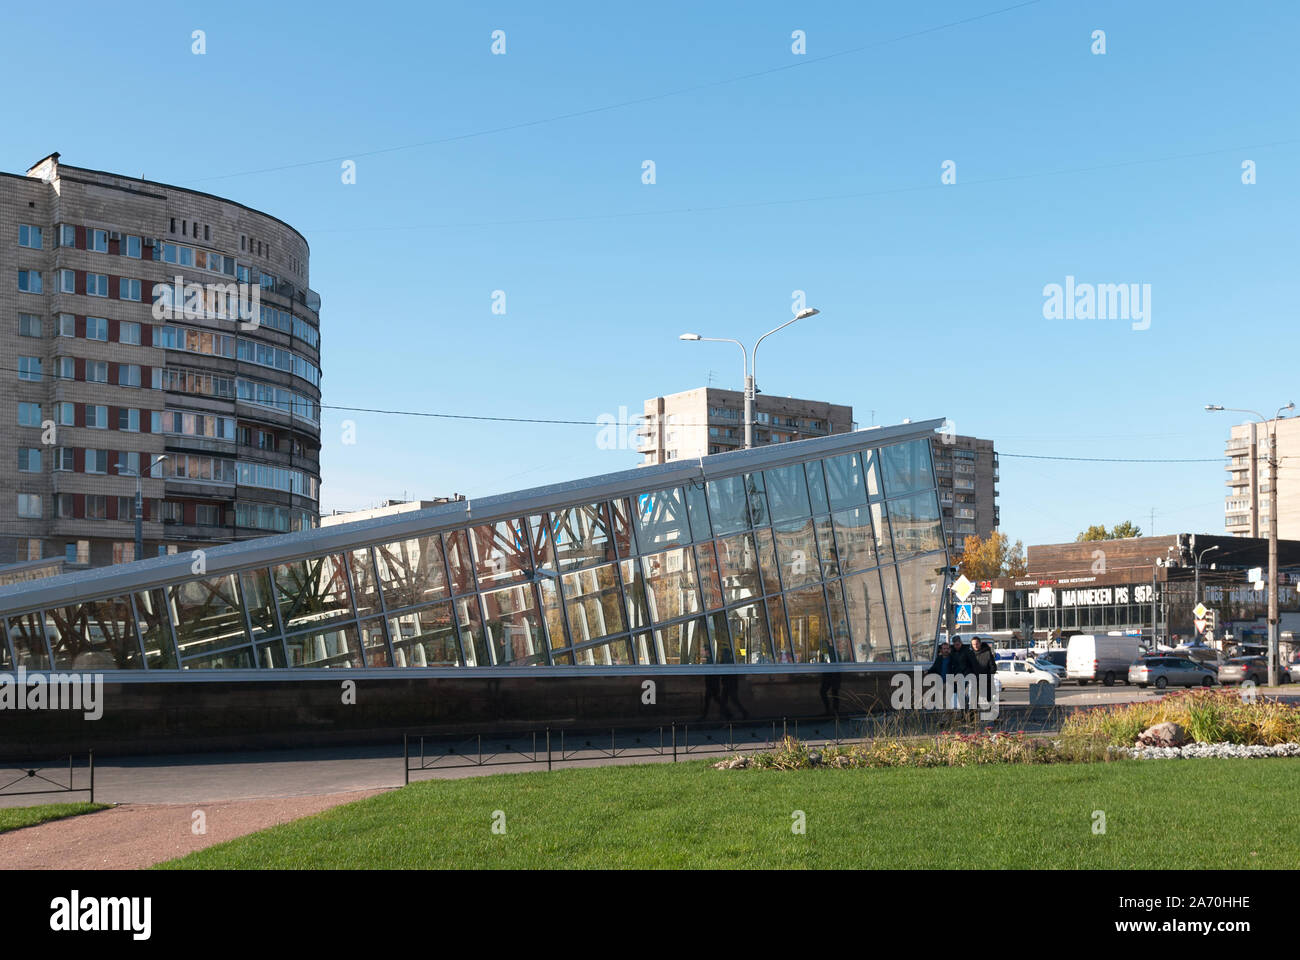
[639,387,854,463]
[1,153,322,567]
[1223,415,1300,540]
[930,434,999,555]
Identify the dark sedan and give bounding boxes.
[1217,657,1289,685]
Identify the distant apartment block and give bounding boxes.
[638,387,854,464]
[1223,415,1300,539]
[931,434,999,555]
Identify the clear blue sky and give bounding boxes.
[4,0,1296,546]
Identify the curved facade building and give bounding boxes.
[1,153,321,568]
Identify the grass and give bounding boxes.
[1063,689,1300,745]
[0,802,108,834]
[160,758,1300,869]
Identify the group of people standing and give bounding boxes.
[926,635,998,708]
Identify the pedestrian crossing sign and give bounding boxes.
[956,603,973,626]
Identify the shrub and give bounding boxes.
[1061,690,1300,746]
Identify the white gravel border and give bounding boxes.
[1115,742,1300,759]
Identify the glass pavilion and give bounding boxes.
[0,420,950,675]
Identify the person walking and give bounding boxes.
[927,641,955,708]
[949,635,975,709]
[971,636,998,709]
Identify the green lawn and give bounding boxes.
[0,802,108,834]
[159,759,1300,870]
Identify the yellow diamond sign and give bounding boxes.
[951,574,975,602]
[1193,602,1208,619]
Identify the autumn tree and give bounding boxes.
[1075,521,1142,542]
[957,532,1026,580]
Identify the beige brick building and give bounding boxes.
[0,153,322,567]
[1223,415,1300,539]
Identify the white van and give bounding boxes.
[1066,634,1142,686]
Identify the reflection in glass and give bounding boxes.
[746,473,769,528]
[444,529,476,595]
[538,577,569,651]
[135,589,177,668]
[706,475,750,536]
[389,602,461,666]
[349,547,384,618]
[574,638,632,666]
[880,439,933,497]
[685,481,712,541]
[765,463,811,522]
[716,533,761,604]
[632,631,655,664]
[182,647,254,669]
[825,451,867,509]
[241,569,279,639]
[832,506,876,575]
[727,602,771,664]
[640,548,700,624]
[562,564,625,644]
[271,556,352,632]
[694,542,724,610]
[897,556,945,661]
[470,518,532,588]
[824,580,854,662]
[754,528,782,595]
[359,619,392,667]
[549,502,614,571]
[636,486,690,548]
[455,596,489,666]
[619,559,650,631]
[375,535,448,610]
[767,594,792,662]
[47,598,142,669]
[609,497,636,556]
[806,460,830,514]
[482,584,545,664]
[654,617,710,664]
[880,565,908,659]
[705,611,732,663]
[786,586,832,663]
[169,574,248,660]
[871,502,894,564]
[284,624,361,668]
[843,570,891,662]
[887,492,945,560]
[814,516,839,580]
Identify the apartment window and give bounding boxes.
[204,225,211,241]
[85,405,108,429]
[60,225,76,247]
[150,411,162,433]
[86,316,108,341]
[87,361,108,383]
[57,357,75,380]
[86,450,109,475]
[119,364,142,387]
[120,278,142,301]
[125,235,142,259]
[18,448,41,473]
[170,218,176,234]
[89,229,108,252]
[240,235,246,251]
[19,225,42,249]
[117,497,136,519]
[67,541,90,564]
[54,448,75,471]
[18,313,41,337]
[236,426,252,446]
[116,451,141,477]
[18,270,42,293]
[18,402,41,427]
[23,539,42,562]
[120,320,141,345]
[17,494,42,519]
[18,357,42,381]
[181,220,187,236]
[113,542,136,564]
[58,313,74,337]
[85,495,107,519]
[56,403,74,426]
[257,429,275,450]
[195,504,220,526]
[59,269,75,293]
[118,408,140,432]
[87,273,109,297]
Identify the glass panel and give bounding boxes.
[7,614,51,670]
[169,574,248,659]
[550,502,614,571]
[528,514,554,572]
[482,584,545,665]
[843,571,891,662]
[897,556,945,662]
[654,617,710,664]
[359,618,392,667]
[538,577,568,650]
[833,506,877,574]
[716,533,761,604]
[706,475,750,535]
[641,548,701,624]
[705,611,733,664]
[685,482,712,541]
[135,589,177,668]
[786,586,833,664]
[631,632,656,665]
[694,542,725,610]
[880,439,933,497]
[389,602,461,666]
[182,647,254,670]
[863,449,883,500]
[635,486,690,548]
[888,491,945,560]
[773,518,819,589]
[825,451,867,509]
[754,527,782,595]
[444,529,476,595]
[470,518,532,588]
[746,472,769,528]
[455,597,489,666]
[284,624,362,668]
[375,535,448,610]
[619,559,650,631]
[871,502,895,564]
[271,555,353,632]
[727,602,771,664]
[609,497,636,556]
[241,569,280,639]
[814,516,839,580]
[561,564,625,644]
[765,463,811,522]
[348,548,384,618]
[824,580,854,662]
[806,460,830,514]
[257,641,286,668]
[767,594,792,663]
[574,638,632,666]
[880,565,908,659]
[47,597,142,669]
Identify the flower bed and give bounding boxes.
[1061,689,1300,746]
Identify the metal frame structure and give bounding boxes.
[0,420,950,677]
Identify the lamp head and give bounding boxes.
[794,307,820,320]
[679,333,701,341]
[1205,404,1224,412]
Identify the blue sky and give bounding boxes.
[4,0,1296,546]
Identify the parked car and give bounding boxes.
[996,659,1060,689]
[1218,657,1291,685]
[1032,656,1066,679]
[1067,634,1142,686]
[1128,657,1217,689]
[1039,649,1068,671]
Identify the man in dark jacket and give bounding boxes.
[970,637,998,708]
[949,636,975,708]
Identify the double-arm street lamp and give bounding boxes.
[128,454,169,563]
[1206,402,1295,685]
[1193,543,1220,611]
[680,307,820,449]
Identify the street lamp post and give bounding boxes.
[1206,402,1295,685]
[680,307,819,450]
[134,454,169,562]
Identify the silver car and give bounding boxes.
[1128,656,1217,689]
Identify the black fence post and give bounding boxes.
[546,728,552,771]
[88,750,94,805]
[671,723,677,763]
[403,735,409,786]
